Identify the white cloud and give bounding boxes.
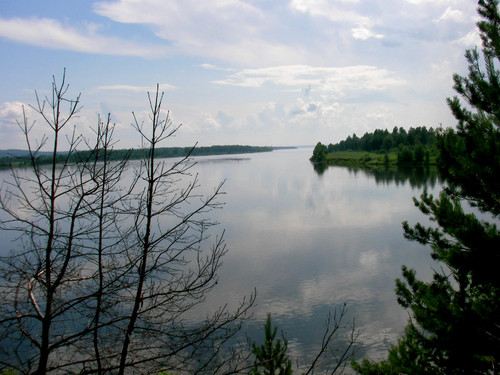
[352,27,384,40]
[404,0,454,4]
[288,98,342,126]
[290,0,369,24]
[0,17,166,57]
[202,114,222,130]
[0,102,27,148]
[434,7,466,23]
[95,0,262,26]
[0,0,479,148]
[0,0,474,68]
[94,0,303,66]
[95,84,176,92]
[213,65,405,98]
[0,101,25,123]
[199,64,236,72]
[455,30,482,47]
[256,101,287,129]
[0,102,69,149]
[179,111,223,136]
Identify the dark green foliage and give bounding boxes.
[325,126,436,166]
[442,0,500,216]
[310,142,327,163]
[353,1,500,374]
[328,126,436,153]
[0,369,19,375]
[396,191,500,374]
[351,325,436,375]
[251,314,292,375]
[397,145,413,164]
[382,134,393,151]
[413,143,425,164]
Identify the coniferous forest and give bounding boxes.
[326,126,436,153]
[311,126,438,167]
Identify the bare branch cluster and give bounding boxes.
[0,73,254,375]
[301,304,359,375]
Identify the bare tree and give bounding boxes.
[110,86,254,375]
[0,71,100,374]
[301,304,359,375]
[0,73,254,375]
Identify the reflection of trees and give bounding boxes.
[355,166,444,189]
[312,161,328,175]
[312,164,444,189]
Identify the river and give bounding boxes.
[0,146,443,371]
[188,147,442,366]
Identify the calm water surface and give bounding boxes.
[190,147,442,364]
[0,147,443,368]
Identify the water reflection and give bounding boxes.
[313,162,445,189]
[0,149,443,371]
[189,149,441,366]
[352,166,444,189]
[312,161,328,175]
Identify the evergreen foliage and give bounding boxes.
[310,142,328,163]
[353,1,500,373]
[351,324,435,375]
[397,146,413,164]
[413,143,425,164]
[323,126,437,166]
[327,126,436,153]
[251,314,293,375]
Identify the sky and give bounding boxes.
[0,0,482,150]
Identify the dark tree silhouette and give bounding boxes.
[353,1,500,373]
[0,73,254,375]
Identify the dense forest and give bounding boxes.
[311,126,438,166]
[327,126,436,153]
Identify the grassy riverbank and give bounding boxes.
[323,150,438,168]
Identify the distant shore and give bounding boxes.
[0,145,297,169]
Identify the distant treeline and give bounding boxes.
[327,126,437,153]
[0,145,275,168]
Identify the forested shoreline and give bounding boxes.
[311,126,439,167]
[0,145,283,168]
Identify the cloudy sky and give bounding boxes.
[0,0,481,149]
